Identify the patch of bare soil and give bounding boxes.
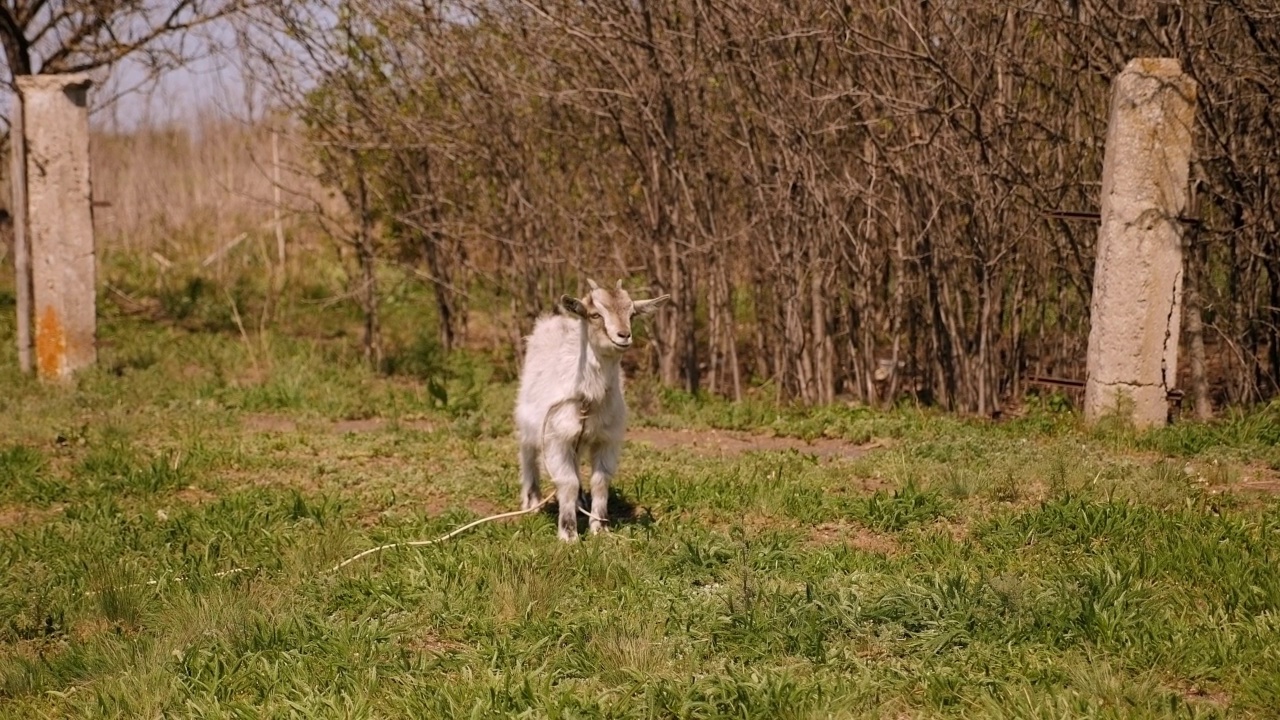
[332,418,390,433]
[629,427,879,460]
[807,521,901,555]
[242,414,437,434]
[244,414,299,433]
[935,520,971,544]
[1231,466,1280,495]
[1185,461,1280,498]
[464,498,504,518]
[1170,680,1230,710]
[402,629,466,656]
[0,503,64,528]
[173,486,218,505]
[701,510,795,536]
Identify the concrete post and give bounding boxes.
[1084,59,1197,428]
[17,74,97,380]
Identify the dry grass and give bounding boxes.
[90,114,334,263]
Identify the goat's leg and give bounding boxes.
[519,441,541,510]
[542,440,582,542]
[588,442,619,535]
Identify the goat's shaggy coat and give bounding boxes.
[514,280,669,541]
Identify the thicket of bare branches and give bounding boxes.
[250,0,1280,412]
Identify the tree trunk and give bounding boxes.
[352,158,382,370]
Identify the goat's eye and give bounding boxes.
[589,312,602,320]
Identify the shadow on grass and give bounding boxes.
[535,485,653,537]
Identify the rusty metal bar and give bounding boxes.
[1041,209,1203,227]
[1026,375,1085,388]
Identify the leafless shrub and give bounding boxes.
[238,0,1280,410]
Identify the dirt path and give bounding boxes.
[243,414,877,460]
[617,426,875,460]
[243,415,437,434]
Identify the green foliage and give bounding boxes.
[77,436,195,497]
[383,330,489,420]
[386,326,448,384]
[855,482,951,531]
[0,446,65,504]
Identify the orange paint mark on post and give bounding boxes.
[36,305,67,379]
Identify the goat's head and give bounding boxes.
[560,279,670,356]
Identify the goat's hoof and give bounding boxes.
[521,495,542,511]
[590,522,608,535]
[558,515,579,542]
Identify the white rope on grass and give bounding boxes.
[84,494,609,596]
[88,395,619,594]
[328,495,620,571]
[328,495,554,572]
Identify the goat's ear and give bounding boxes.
[560,295,588,318]
[633,294,671,317]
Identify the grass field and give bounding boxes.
[3,268,1280,718]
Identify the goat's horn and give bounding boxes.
[616,279,623,289]
[587,278,599,290]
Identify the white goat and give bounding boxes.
[514,279,670,541]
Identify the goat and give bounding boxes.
[514,279,670,541]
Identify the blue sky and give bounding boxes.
[92,21,263,131]
[2,17,266,133]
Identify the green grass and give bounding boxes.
[1,266,1280,717]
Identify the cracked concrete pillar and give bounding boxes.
[17,74,97,380]
[1085,59,1196,428]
